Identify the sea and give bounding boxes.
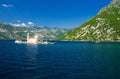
[0,40,120,79]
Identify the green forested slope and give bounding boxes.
[60,0,120,41]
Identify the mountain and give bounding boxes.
[60,0,120,41]
[0,22,70,40]
[0,22,29,40]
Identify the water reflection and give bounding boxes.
[22,44,39,70]
[25,44,38,61]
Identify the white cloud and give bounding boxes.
[21,23,26,27]
[11,23,26,27]
[28,22,34,25]
[12,24,19,27]
[1,4,14,8]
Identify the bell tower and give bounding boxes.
[27,33,29,43]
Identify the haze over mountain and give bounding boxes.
[0,22,70,40]
[60,0,120,41]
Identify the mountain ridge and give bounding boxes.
[60,0,120,41]
[0,22,71,40]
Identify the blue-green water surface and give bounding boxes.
[0,40,120,79]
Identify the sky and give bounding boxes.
[0,0,112,28]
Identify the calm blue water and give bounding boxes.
[0,40,120,79]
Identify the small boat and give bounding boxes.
[43,41,48,44]
[15,39,22,43]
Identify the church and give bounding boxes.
[27,33,38,44]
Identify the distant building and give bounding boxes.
[27,33,38,43]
